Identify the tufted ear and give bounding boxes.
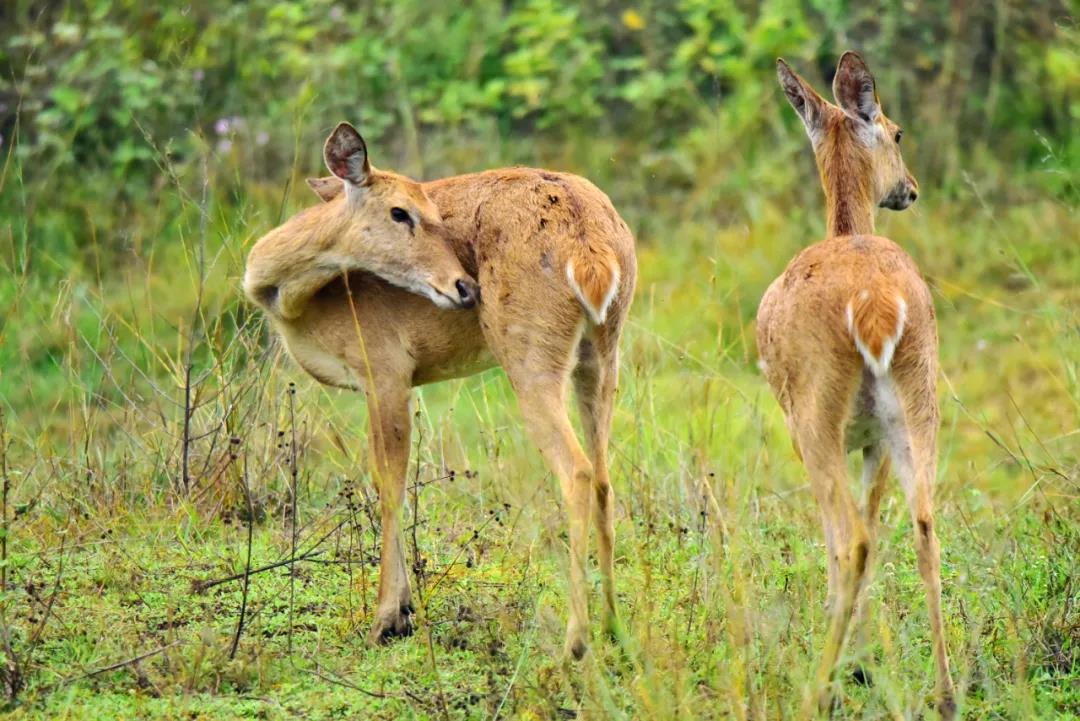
[305,176,344,202]
[832,51,880,125]
[323,122,371,185]
[777,58,828,144]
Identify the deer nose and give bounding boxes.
[455,278,479,309]
[908,188,918,204]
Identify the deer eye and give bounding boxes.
[894,129,903,144]
[390,207,413,227]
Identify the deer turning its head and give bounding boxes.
[243,122,637,660]
[244,122,478,321]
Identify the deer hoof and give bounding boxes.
[368,602,415,645]
[937,692,957,720]
[565,637,588,661]
[563,624,589,661]
[850,664,873,687]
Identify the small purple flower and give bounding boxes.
[256,131,270,146]
[329,5,344,21]
[192,68,205,83]
[230,115,246,130]
[214,117,230,135]
[216,139,233,154]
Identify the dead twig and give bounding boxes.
[0,410,10,593]
[304,665,388,699]
[47,640,183,691]
[287,383,299,657]
[229,450,255,660]
[191,549,325,594]
[305,662,431,707]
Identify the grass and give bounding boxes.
[0,129,1076,719]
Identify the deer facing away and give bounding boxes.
[244,123,637,658]
[756,53,956,717]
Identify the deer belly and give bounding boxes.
[279,329,361,390]
[412,346,498,386]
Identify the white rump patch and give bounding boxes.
[566,260,620,326]
[847,293,907,377]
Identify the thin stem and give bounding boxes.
[287,383,299,657]
[409,410,424,601]
[0,410,8,593]
[229,451,255,660]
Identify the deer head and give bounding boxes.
[777,52,918,232]
[244,122,479,320]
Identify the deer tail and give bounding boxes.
[565,244,621,326]
[846,281,907,377]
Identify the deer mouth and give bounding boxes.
[428,286,473,310]
[880,182,918,211]
[418,275,480,311]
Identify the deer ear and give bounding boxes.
[306,176,344,203]
[323,122,371,185]
[832,51,880,124]
[777,58,827,144]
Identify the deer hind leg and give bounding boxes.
[365,379,416,645]
[481,275,600,658]
[572,333,620,636]
[850,443,891,684]
[819,504,841,615]
[511,369,595,660]
[862,443,891,528]
[797,410,870,716]
[880,381,956,718]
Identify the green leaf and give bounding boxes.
[50,86,83,115]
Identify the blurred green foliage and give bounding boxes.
[2,0,1076,190]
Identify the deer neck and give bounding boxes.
[423,177,491,277]
[817,134,876,238]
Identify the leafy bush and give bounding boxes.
[1,0,1075,193]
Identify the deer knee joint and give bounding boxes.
[851,538,870,579]
[593,479,613,513]
[594,477,611,498]
[573,466,594,488]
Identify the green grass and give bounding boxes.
[0,134,1076,719]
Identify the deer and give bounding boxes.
[756,53,956,718]
[243,122,637,659]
